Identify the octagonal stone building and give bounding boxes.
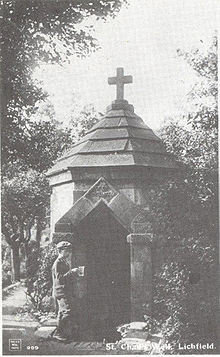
[46,68,177,334]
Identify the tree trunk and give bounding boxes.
[11,245,21,282]
[36,220,42,247]
[24,241,29,279]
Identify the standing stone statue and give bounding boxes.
[52,241,79,342]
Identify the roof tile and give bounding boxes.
[47,102,177,176]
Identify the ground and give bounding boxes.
[3,283,27,315]
[2,283,151,355]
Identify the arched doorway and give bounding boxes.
[76,201,130,339]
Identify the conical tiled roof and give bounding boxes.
[47,99,177,177]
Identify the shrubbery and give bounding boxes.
[2,252,12,288]
[2,237,12,288]
[140,171,218,353]
[25,242,58,312]
[145,36,218,353]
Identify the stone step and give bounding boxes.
[3,327,26,336]
[35,326,55,339]
[3,318,39,329]
[39,317,57,326]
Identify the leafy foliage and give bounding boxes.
[165,36,217,168]
[2,164,49,235]
[69,103,103,141]
[142,174,218,352]
[26,242,58,311]
[141,36,218,353]
[1,0,125,284]
[2,238,12,287]
[1,160,51,281]
[1,0,126,164]
[1,0,123,279]
[17,119,73,172]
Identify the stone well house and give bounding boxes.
[46,68,177,329]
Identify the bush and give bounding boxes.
[152,260,218,354]
[141,175,218,354]
[2,259,12,288]
[2,239,12,288]
[26,242,58,312]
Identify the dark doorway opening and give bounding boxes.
[77,201,130,341]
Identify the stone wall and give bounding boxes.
[48,166,173,237]
[50,179,149,236]
[127,234,153,321]
[50,182,75,235]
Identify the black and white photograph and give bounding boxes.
[1,0,219,355]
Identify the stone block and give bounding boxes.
[105,108,130,117]
[50,181,75,234]
[127,233,153,319]
[55,196,93,231]
[131,304,148,322]
[52,232,76,244]
[81,139,128,153]
[116,321,163,354]
[35,326,55,339]
[69,153,135,167]
[63,141,89,158]
[123,118,149,129]
[127,234,152,245]
[85,177,118,204]
[69,165,152,182]
[54,221,72,233]
[88,117,121,131]
[39,318,57,327]
[48,171,72,186]
[110,193,139,229]
[93,127,129,139]
[73,190,85,202]
[133,262,144,280]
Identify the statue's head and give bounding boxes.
[57,241,72,259]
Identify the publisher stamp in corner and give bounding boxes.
[9,339,22,352]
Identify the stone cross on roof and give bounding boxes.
[108,67,133,101]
